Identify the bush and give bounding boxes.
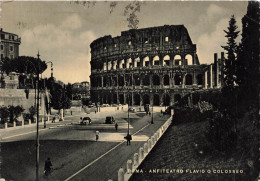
[205,111,237,152]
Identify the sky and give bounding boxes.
[0,1,248,84]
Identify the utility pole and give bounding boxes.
[35,51,40,181]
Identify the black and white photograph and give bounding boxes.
[0,1,259,181]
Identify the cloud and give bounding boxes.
[61,14,82,30]
[197,16,242,64]
[20,15,97,83]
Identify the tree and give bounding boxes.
[0,106,10,124]
[221,15,240,91]
[236,1,259,113]
[8,105,25,123]
[1,56,47,75]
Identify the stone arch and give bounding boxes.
[163,55,170,66]
[118,75,124,86]
[103,94,107,104]
[134,57,140,67]
[163,75,169,85]
[143,94,150,105]
[134,94,140,105]
[174,74,182,85]
[126,93,132,105]
[153,56,160,66]
[103,76,107,87]
[126,58,132,68]
[119,94,124,104]
[113,61,117,70]
[174,94,181,103]
[125,74,132,86]
[143,56,149,67]
[185,74,192,85]
[163,94,170,106]
[142,74,150,86]
[185,54,193,65]
[153,94,160,106]
[134,75,140,86]
[197,74,203,85]
[152,75,160,85]
[174,55,182,66]
[119,59,125,69]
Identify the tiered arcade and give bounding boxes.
[90,25,222,106]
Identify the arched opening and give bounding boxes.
[185,74,192,85]
[174,94,181,103]
[103,76,107,87]
[103,94,107,104]
[118,75,124,86]
[197,74,203,85]
[174,55,181,66]
[143,56,149,67]
[119,59,125,69]
[163,55,170,66]
[119,94,124,104]
[103,62,107,70]
[113,76,117,86]
[142,75,150,86]
[153,94,160,106]
[134,57,140,67]
[126,93,132,105]
[126,58,132,68]
[107,94,112,105]
[163,94,170,106]
[163,75,169,85]
[134,94,140,105]
[174,74,182,85]
[134,75,140,86]
[143,94,150,105]
[125,74,132,86]
[185,54,193,65]
[152,75,160,85]
[108,61,112,70]
[113,94,117,104]
[153,56,160,66]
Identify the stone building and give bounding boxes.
[90,25,223,106]
[0,28,21,61]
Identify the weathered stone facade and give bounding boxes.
[90,25,223,106]
[0,28,21,61]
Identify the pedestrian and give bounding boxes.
[95,110,96,114]
[161,109,163,114]
[115,123,118,131]
[52,117,55,123]
[125,134,132,146]
[96,130,99,141]
[44,157,53,177]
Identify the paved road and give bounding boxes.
[0,110,169,181]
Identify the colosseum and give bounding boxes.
[90,25,223,106]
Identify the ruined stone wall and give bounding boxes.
[90,25,222,106]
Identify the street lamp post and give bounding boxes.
[35,51,40,181]
[151,99,154,124]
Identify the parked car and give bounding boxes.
[105,116,115,124]
[80,117,92,125]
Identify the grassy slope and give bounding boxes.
[130,119,257,181]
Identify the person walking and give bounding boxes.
[115,123,118,132]
[125,134,132,146]
[44,157,53,177]
[96,130,99,141]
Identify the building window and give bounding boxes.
[128,41,131,46]
[1,54,3,60]
[10,55,14,59]
[0,34,4,40]
[1,45,3,50]
[10,46,13,52]
[165,37,169,42]
[114,44,117,48]
[104,46,107,50]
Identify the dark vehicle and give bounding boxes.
[105,116,115,124]
[80,117,92,125]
